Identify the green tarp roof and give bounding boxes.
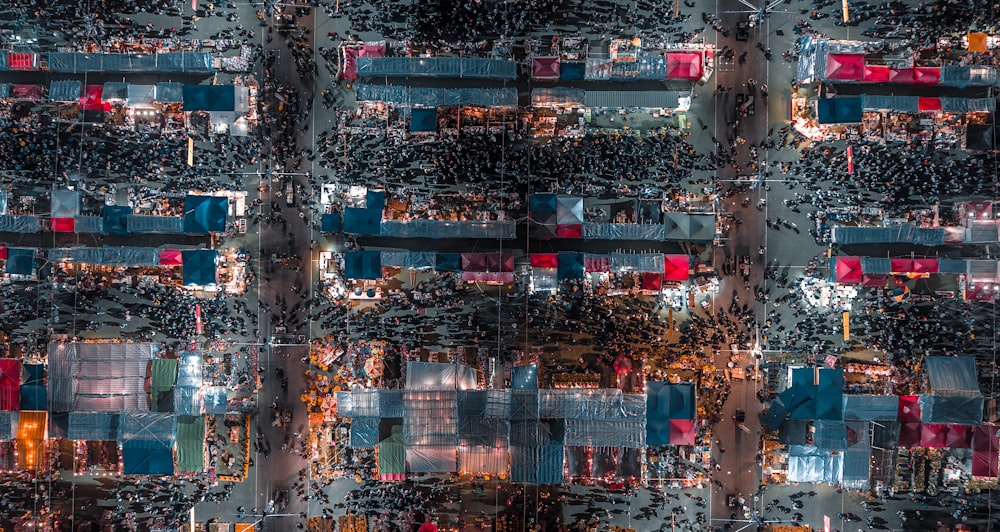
[175,415,205,473]
[378,425,405,477]
[150,359,179,412]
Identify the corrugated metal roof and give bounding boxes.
[584,91,680,109]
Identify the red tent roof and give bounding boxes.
[918,97,942,112]
[340,47,359,81]
[461,253,488,272]
[556,224,582,238]
[0,359,19,411]
[663,254,689,281]
[863,64,890,82]
[669,418,696,446]
[532,57,560,79]
[0,246,7,260]
[965,283,996,301]
[486,252,515,272]
[825,53,865,80]
[972,450,999,477]
[641,272,662,290]
[899,422,922,447]
[898,395,921,422]
[80,84,110,112]
[861,273,887,286]
[417,524,439,532]
[7,53,36,71]
[912,258,938,273]
[946,425,972,449]
[613,356,634,375]
[158,249,183,265]
[585,256,610,272]
[890,258,914,273]
[913,67,941,85]
[888,68,915,83]
[920,424,948,448]
[50,218,75,233]
[973,424,999,453]
[834,256,863,283]
[664,52,703,80]
[531,253,558,268]
[11,84,43,100]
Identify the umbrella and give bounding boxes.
[613,356,633,375]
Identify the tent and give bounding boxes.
[832,256,863,283]
[556,224,582,238]
[461,253,488,272]
[16,411,46,471]
[0,359,19,411]
[20,365,45,410]
[532,57,560,80]
[816,369,844,420]
[662,254,689,281]
[343,251,382,280]
[512,365,538,390]
[182,85,236,111]
[918,97,942,112]
[912,258,938,273]
[913,67,941,85]
[664,52,703,80]
[899,422,922,447]
[321,213,343,233]
[103,206,131,235]
[80,85,109,112]
[890,258,914,273]
[888,68,916,83]
[181,249,218,286]
[183,195,228,233]
[668,418,696,445]
[966,124,995,151]
[158,249,183,266]
[11,84,42,100]
[485,253,515,272]
[122,439,175,475]
[49,80,82,102]
[530,194,558,214]
[557,253,585,280]
[378,425,406,481]
[968,32,988,52]
[946,424,972,448]
[530,254,559,269]
[641,272,662,290]
[150,359,179,412]
[842,395,898,421]
[156,82,184,103]
[7,53,36,70]
[925,356,979,392]
[556,196,583,225]
[410,108,438,133]
[817,97,863,124]
[5,248,35,275]
[898,396,920,422]
[919,423,948,448]
[343,207,382,235]
[126,84,156,107]
[50,218,74,232]
[435,253,462,273]
[824,53,864,80]
[531,87,586,107]
[585,255,611,272]
[560,62,585,80]
[175,416,205,472]
[861,274,886,286]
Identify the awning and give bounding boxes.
[668,418,696,445]
[664,51,703,80]
[583,90,679,109]
[409,108,437,133]
[49,80,82,102]
[825,53,864,80]
[817,97,863,124]
[888,68,915,83]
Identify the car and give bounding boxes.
[735,409,746,423]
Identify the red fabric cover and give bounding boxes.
[835,256,863,284]
[0,246,7,260]
[7,53,35,70]
[920,424,948,448]
[965,283,996,301]
[486,253,515,272]
[532,57,560,79]
[898,396,921,422]
[946,425,972,449]
[911,258,938,273]
[973,424,1000,453]
[50,218,75,233]
[11,85,42,100]
[669,419,696,446]
[530,253,559,268]
[918,97,942,112]
[556,224,582,238]
[824,53,865,80]
[663,254,689,281]
[641,272,662,290]
[585,256,610,272]
[158,249,183,265]
[0,359,20,411]
[888,68,915,83]
[863,65,890,82]
[890,258,914,273]
[380,473,406,481]
[665,52,703,80]
[861,274,886,286]
[80,84,110,112]
[460,253,487,272]
[899,422,922,447]
[913,67,941,84]
[972,450,999,477]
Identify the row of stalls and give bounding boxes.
[763,361,999,489]
[828,254,1000,301]
[0,51,214,74]
[531,47,710,84]
[334,361,699,484]
[529,194,717,241]
[32,81,254,135]
[528,253,691,293]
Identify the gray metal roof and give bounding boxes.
[584,91,680,109]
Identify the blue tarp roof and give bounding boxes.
[366,190,386,211]
[817,97,863,124]
[816,369,844,420]
[122,440,175,475]
[5,248,35,275]
[557,253,585,280]
[510,444,564,483]
[380,220,516,239]
[925,356,979,392]
[356,57,518,80]
[103,206,131,235]
[127,214,184,233]
[831,225,945,245]
[182,85,235,111]
[762,399,788,430]
[379,251,436,270]
[919,392,984,425]
[356,84,518,106]
[67,412,120,440]
[49,80,82,101]
[560,62,586,80]
[183,195,228,233]
[47,52,213,73]
[860,257,891,274]
[182,249,218,286]
[155,82,184,102]
[938,259,968,273]
[343,251,382,280]
[410,108,438,132]
[512,365,538,390]
[785,368,817,420]
[842,394,899,421]
[343,207,381,235]
[321,213,343,233]
[531,194,558,213]
[646,382,696,445]
[20,385,44,410]
[814,420,847,449]
[436,253,462,272]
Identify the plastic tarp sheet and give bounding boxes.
[350,416,380,448]
[925,356,980,392]
[103,206,131,235]
[0,215,39,233]
[860,257,890,274]
[150,359,178,412]
[564,418,645,448]
[343,250,382,280]
[66,412,119,441]
[380,220,516,239]
[761,399,788,430]
[356,57,517,80]
[406,362,477,390]
[435,253,462,272]
[182,249,218,286]
[378,426,406,480]
[11,84,43,101]
[47,247,160,266]
[175,416,204,472]
[512,365,538,390]
[584,91,680,109]
[458,445,509,474]
[47,342,157,412]
[405,445,457,473]
[126,215,184,233]
[0,359,17,411]
[182,85,235,111]
[787,445,842,483]
[557,253,585,280]
[379,251,436,270]
[20,364,45,410]
[47,52,213,73]
[531,87,585,106]
[919,392,984,425]
[816,369,844,420]
[50,190,80,217]
[817,97,863,124]
[177,355,203,387]
[5,247,35,275]
[49,80,82,101]
[842,394,899,420]
[940,65,1000,87]
[0,411,16,440]
[102,82,128,101]
[156,82,184,103]
[16,411,46,471]
[203,387,227,414]
[122,440,175,475]
[834,225,945,245]
[842,447,871,489]
[664,51,703,80]
[510,444,564,483]
[356,84,518,107]
[126,84,156,107]
[343,207,381,235]
[410,108,437,132]
[608,252,664,272]
[583,223,666,240]
[814,420,847,449]
[560,61,585,80]
[184,195,228,233]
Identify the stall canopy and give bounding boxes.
[920,424,948,448]
[0,360,19,411]
[662,213,716,241]
[972,424,999,476]
[126,84,156,107]
[182,84,236,111]
[356,84,518,107]
[817,97,863,124]
[5,248,35,275]
[49,80,81,102]
[662,254,690,281]
[898,395,921,422]
[50,190,80,218]
[183,195,228,233]
[530,253,559,269]
[356,57,518,80]
[321,213,342,233]
[16,411,46,471]
[532,56,560,79]
[918,96,942,112]
[557,253,585,280]
[584,90,680,109]
[410,108,438,133]
[824,53,864,80]
[378,425,406,481]
[47,52,212,73]
[20,365,45,411]
[925,356,980,392]
[150,359,178,412]
[842,395,898,421]
[158,249,183,266]
[182,249,218,286]
[156,82,184,103]
[832,256,863,283]
[560,62,586,80]
[11,84,43,101]
[966,124,995,151]
[968,32,988,52]
[435,253,462,273]
[343,251,383,280]
[175,415,205,472]
[646,382,696,445]
[512,365,538,390]
[913,67,941,84]
[66,412,119,441]
[668,419,696,445]
[831,225,946,245]
[664,52,703,80]
[531,87,585,107]
[103,206,131,235]
[343,207,382,235]
[816,369,844,420]
[47,342,156,412]
[80,84,109,111]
